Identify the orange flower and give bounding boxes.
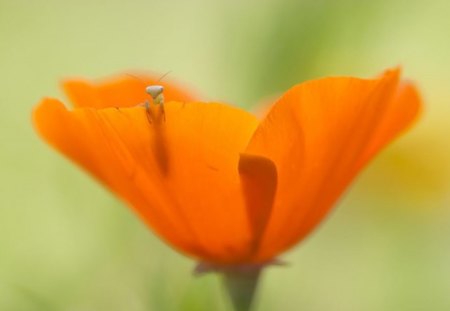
[33,68,421,266]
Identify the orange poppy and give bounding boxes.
[33,68,421,266]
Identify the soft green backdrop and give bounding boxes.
[1,0,449,310]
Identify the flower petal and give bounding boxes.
[33,98,273,263]
[238,153,277,255]
[245,69,421,261]
[62,74,198,109]
[355,81,422,169]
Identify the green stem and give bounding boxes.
[222,267,262,311]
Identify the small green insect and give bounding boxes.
[142,71,170,123]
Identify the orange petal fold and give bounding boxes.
[245,69,422,262]
[238,153,277,253]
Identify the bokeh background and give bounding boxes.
[1,0,449,310]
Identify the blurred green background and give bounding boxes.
[1,0,449,310]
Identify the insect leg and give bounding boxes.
[144,100,153,124]
[160,101,166,122]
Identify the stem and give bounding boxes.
[222,267,262,311]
